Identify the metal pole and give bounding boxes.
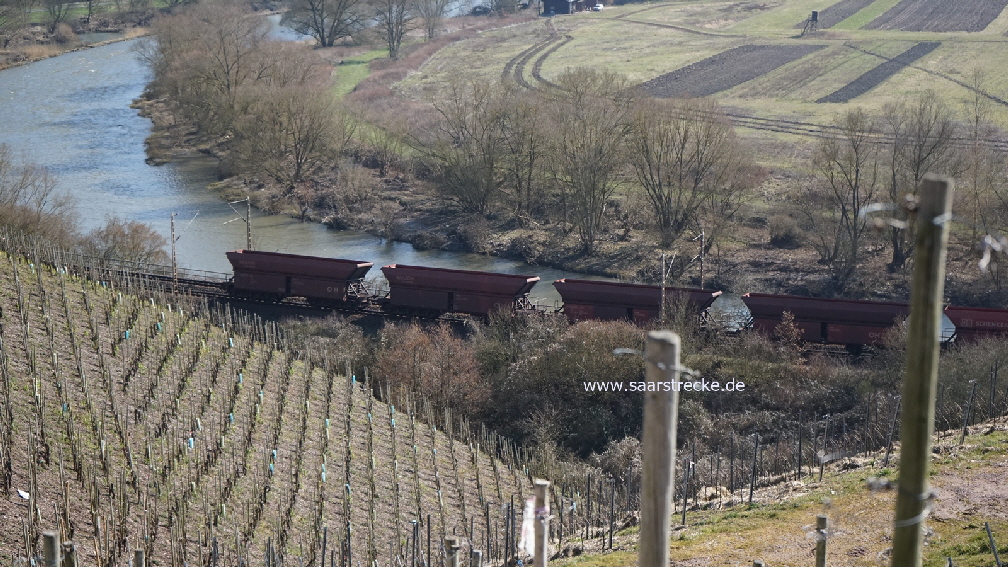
[638,331,680,567]
[890,175,954,567]
[699,226,705,290]
[961,381,978,445]
[246,196,252,250]
[660,253,666,322]
[170,213,177,293]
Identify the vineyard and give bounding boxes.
[0,232,554,567]
[2,228,1007,566]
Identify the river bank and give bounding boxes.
[0,18,150,71]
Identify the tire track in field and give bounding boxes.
[502,40,549,83]
[505,20,560,88]
[619,17,743,37]
[513,38,558,88]
[530,35,573,89]
[613,3,673,19]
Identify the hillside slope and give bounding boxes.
[0,246,533,565]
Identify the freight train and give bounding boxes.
[225,249,1008,348]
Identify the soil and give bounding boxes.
[639,44,826,99]
[864,0,1008,32]
[816,41,940,103]
[793,0,875,29]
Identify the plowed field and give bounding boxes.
[640,44,825,99]
[795,0,875,29]
[864,0,1008,31]
[816,41,939,103]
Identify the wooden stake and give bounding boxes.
[444,537,460,567]
[534,479,550,567]
[815,515,827,567]
[891,175,954,567]
[638,331,680,567]
[43,532,60,567]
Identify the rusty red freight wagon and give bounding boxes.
[553,279,721,325]
[226,250,373,302]
[741,293,908,345]
[381,264,539,316]
[943,305,1008,343]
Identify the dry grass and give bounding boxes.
[554,426,1008,567]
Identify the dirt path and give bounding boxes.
[530,35,573,88]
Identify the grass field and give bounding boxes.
[396,0,1008,132]
[549,426,1008,567]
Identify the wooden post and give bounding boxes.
[960,381,977,445]
[638,331,680,567]
[891,175,954,567]
[43,532,60,567]
[62,542,77,567]
[815,514,827,567]
[444,537,460,567]
[533,479,550,567]
[133,550,145,567]
[470,550,482,567]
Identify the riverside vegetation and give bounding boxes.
[135,0,1008,307]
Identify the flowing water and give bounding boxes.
[0,35,603,304]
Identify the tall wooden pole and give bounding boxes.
[638,331,680,567]
[533,479,550,567]
[890,175,954,567]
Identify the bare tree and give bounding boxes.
[373,0,414,59]
[415,0,453,39]
[282,0,365,47]
[44,0,72,32]
[881,91,957,270]
[423,80,505,215]
[799,108,880,289]
[233,87,355,204]
[958,68,1007,241]
[499,85,546,221]
[82,216,170,264]
[140,3,271,134]
[547,68,632,253]
[0,144,77,246]
[0,0,28,48]
[627,97,755,251]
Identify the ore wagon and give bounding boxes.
[943,305,1008,343]
[226,250,373,302]
[742,293,908,346]
[380,264,539,317]
[553,279,721,325]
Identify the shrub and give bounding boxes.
[371,323,489,415]
[52,23,77,44]
[768,213,802,248]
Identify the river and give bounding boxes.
[0,34,604,305]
